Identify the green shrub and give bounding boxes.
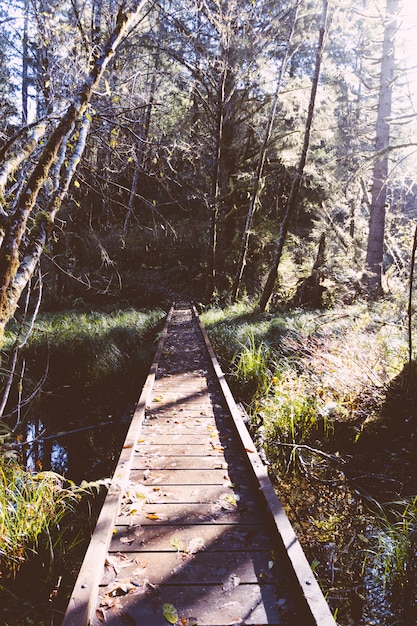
[0,457,78,576]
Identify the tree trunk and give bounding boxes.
[231,4,298,303]
[206,42,229,301]
[0,122,46,208]
[122,65,158,237]
[365,0,398,297]
[292,232,326,308]
[259,0,329,312]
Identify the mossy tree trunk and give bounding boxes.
[0,1,149,346]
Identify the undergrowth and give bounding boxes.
[0,454,78,577]
[202,297,416,623]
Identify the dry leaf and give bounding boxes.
[96,608,106,623]
[120,535,135,544]
[187,537,205,554]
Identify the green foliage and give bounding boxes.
[0,457,78,576]
[3,307,165,388]
[370,496,417,603]
[203,299,410,465]
[258,367,323,446]
[233,333,270,395]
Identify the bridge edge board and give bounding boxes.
[193,306,337,626]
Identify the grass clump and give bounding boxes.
[4,307,165,384]
[370,496,417,604]
[0,455,78,577]
[0,307,166,422]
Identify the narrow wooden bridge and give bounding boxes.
[62,305,336,626]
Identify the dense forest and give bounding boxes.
[1,0,417,624]
[0,0,416,321]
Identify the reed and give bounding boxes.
[370,496,417,604]
[0,456,78,576]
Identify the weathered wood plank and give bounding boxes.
[91,582,310,626]
[132,443,227,456]
[129,467,236,485]
[110,522,273,552]
[63,306,335,626]
[116,502,263,525]
[130,454,230,470]
[100,549,283,586]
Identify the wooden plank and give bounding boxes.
[135,433,224,445]
[110,523,273,552]
[91,583,308,626]
[118,482,256,506]
[130,454,231,470]
[116,502,263,525]
[128,468,236,485]
[132,443,227,456]
[99,549,283,586]
[141,417,219,431]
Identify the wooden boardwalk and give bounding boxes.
[62,306,336,626]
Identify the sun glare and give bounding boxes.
[398,0,417,102]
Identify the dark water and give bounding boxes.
[18,368,146,481]
[1,383,140,626]
[23,401,130,483]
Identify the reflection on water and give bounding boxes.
[22,388,132,483]
[51,440,69,474]
[26,420,70,475]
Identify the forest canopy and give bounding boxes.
[0,0,416,330]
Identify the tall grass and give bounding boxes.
[203,301,408,455]
[203,304,331,462]
[3,307,165,384]
[370,496,417,604]
[0,456,78,576]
